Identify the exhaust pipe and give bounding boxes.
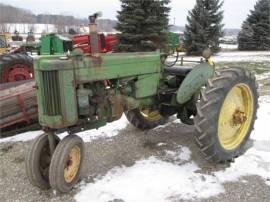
[89,12,102,57]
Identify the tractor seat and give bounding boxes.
[164,66,193,76]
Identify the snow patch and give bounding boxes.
[169,51,270,63]
[157,142,167,147]
[256,72,270,81]
[164,146,191,162]
[0,115,129,143]
[213,51,270,62]
[75,96,270,202]
[220,43,238,50]
[75,158,224,202]
[0,130,43,143]
[251,96,270,141]
[58,115,129,142]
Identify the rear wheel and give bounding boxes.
[125,107,168,130]
[194,67,258,162]
[49,135,84,193]
[0,53,33,83]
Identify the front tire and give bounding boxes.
[49,135,84,193]
[194,67,258,162]
[25,133,60,189]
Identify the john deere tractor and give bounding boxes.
[25,13,258,193]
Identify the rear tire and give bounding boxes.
[194,67,258,163]
[125,107,168,130]
[0,53,33,83]
[49,135,84,193]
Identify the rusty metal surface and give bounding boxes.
[0,80,38,130]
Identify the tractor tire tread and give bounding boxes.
[49,135,85,193]
[125,109,168,130]
[194,67,258,163]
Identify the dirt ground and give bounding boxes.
[1,60,270,202]
[0,120,270,202]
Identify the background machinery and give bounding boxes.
[0,33,11,54]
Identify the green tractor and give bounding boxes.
[25,13,258,193]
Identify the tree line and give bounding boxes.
[116,0,269,54]
[1,0,269,53]
[0,3,87,33]
[0,3,118,34]
[0,3,84,24]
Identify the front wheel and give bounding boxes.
[49,135,85,193]
[194,67,258,163]
[25,133,60,189]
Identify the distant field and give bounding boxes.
[216,61,270,74]
[171,51,270,74]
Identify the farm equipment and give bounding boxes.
[0,80,39,137]
[168,32,185,53]
[11,31,23,41]
[40,33,73,55]
[26,31,35,42]
[72,33,118,53]
[0,54,34,83]
[0,33,10,54]
[25,13,258,193]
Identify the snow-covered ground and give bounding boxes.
[3,23,57,34]
[3,23,117,37]
[0,96,269,201]
[0,115,129,143]
[213,51,270,62]
[0,49,269,201]
[74,96,270,202]
[172,51,270,63]
[179,51,270,63]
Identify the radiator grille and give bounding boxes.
[42,71,61,116]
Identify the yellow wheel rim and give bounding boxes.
[140,108,162,121]
[218,83,254,150]
[64,146,81,183]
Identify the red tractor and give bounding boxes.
[0,53,34,83]
[72,33,118,54]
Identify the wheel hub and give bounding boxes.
[140,108,162,121]
[4,64,33,82]
[233,109,247,125]
[64,146,81,183]
[218,83,254,150]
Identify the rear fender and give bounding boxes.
[176,63,214,104]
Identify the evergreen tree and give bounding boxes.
[238,0,270,50]
[184,0,224,55]
[115,0,170,52]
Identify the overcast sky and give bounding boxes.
[1,0,258,28]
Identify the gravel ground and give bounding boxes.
[0,121,270,202]
[1,65,269,202]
